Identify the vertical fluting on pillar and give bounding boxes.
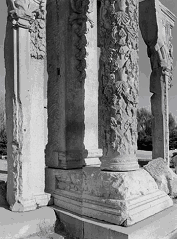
[98,0,139,171]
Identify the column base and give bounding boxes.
[52,204,177,239]
[46,147,102,169]
[84,148,102,166]
[100,155,139,171]
[46,167,173,226]
[10,193,51,212]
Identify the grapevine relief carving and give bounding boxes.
[69,0,93,82]
[146,19,173,90]
[99,0,139,157]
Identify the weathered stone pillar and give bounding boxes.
[139,0,176,164]
[45,0,102,169]
[4,0,50,211]
[46,0,173,227]
[98,0,140,171]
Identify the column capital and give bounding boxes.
[11,17,31,29]
[7,0,46,59]
[6,0,46,21]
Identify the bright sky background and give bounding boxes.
[0,1,177,117]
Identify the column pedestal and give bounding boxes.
[46,167,173,226]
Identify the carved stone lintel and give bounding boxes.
[98,0,139,171]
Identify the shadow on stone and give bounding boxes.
[0,180,9,209]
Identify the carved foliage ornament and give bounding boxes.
[6,0,46,59]
[99,0,139,155]
[69,0,93,82]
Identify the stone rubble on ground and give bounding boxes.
[144,158,177,197]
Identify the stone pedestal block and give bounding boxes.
[45,167,173,226]
[52,204,177,239]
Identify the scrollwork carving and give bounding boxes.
[6,0,46,59]
[99,0,139,157]
[69,0,93,82]
[30,0,46,59]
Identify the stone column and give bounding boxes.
[45,0,173,226]
[139,0,176,165]
[150,67,170,163]
[45,0,102,169]
[98,0,139,171]
[4,0,50,211]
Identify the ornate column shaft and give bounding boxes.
[5,0,50,211]
[139,0,176,164]
[98,0,139,171]
[45,0,102,169]
[45,0,173,226]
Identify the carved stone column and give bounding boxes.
[45,0,102,169]
[98,0,139,171]
[45,0,173,226]
[139,0,176,165]
[4,0,50,211]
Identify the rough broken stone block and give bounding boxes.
[144,158,177,197]
[46,167,173,226]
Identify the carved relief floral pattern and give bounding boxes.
[6,0,46,59]
[69,0,93,82]
[69,0,88,83]
[99,0,139,157]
